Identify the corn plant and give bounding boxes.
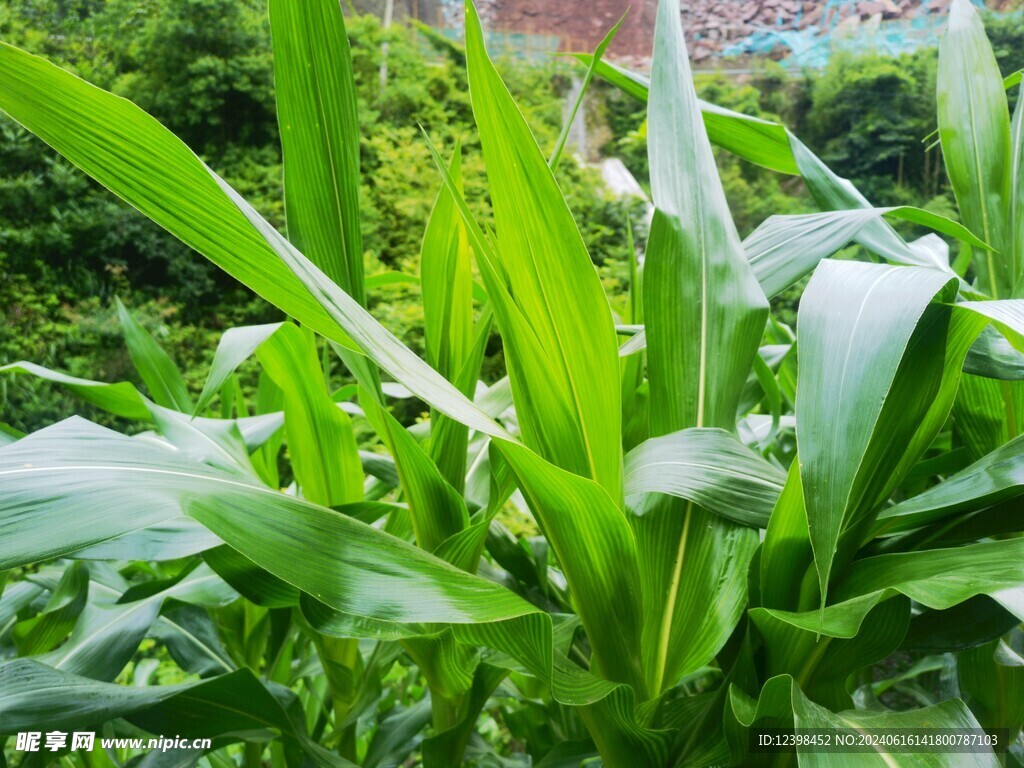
[0,0,1023,766]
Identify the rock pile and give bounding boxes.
[453,0,1003,63]
[680,0,958,61]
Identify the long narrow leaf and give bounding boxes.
[269,0,364,303]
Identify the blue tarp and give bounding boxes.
[720,0,998,68]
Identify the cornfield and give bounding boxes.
[0,0,1022,765]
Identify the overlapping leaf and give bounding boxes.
[635,0,764,698]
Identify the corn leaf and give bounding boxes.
[269,0,364,303]
[213,172,509,441]
[12,562,88,656]
[634,0,764,697]
[0,362,151,421]
[195,323,284,415]
[115,298,193,412]
[623,428,785,528]
[751,596,910,710]
[0,41,357,347]
[796,261,965,607]
[497,441,646,692]
[938,0,1012,298]
[420,145,480,490]
[577,55,798,174]
[832,539,1024,621]
[256,324,362,506]
[40,564,236,681]
[360,393,469,555]
[586,52,927,269]
[464,1,622,500]
[731,674,999,767]
[745,206,984,299]
[644,0,768,436]
[876,432,1024,534]
[959,639,1024,736]
[1011,79,1024,296]
[0,418,527,624]
[550,19,621,171]
[0,660,346,767]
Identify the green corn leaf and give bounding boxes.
[256,324,363,507]
[955,375,1015,458]
[421,144,473,387]
[585,53,922,266]
[268,0,382,401]
[213,171,509,442]
[364,699,432,768]
[72,519,221,562]
[0,418,528,625]
[754,544,1024,707]
[946,300,1024,459]
[148,403,258,478]
[428,310,493,493]
[747,539,1024,712]
[12,562,89,656]
[360,392,469,555]
[464,0,623,500]
[0,422,664,743]
[402,628,477,708]
[745,207,985,299]
[40,564,236,681]
[420,663,506,768]
[194,323,284,415]
[422,132,597,484]
[902,596,1019,653]
[0,362,151,421]
[623,428,785,528]
[269,0,363,304]
[963,326,1024,380]
[959,639,1024,736]
[958,300,1024,349]
[876,432,1024,535]
[1011,78,1024,297]
[420,144,481,491]
[751,596,911,711]
[645,0,768,435]
[731,674,999,767]
[433,519,491,573]
[759,461,815,612]
[0,660,347,767]
[0,416,663,742]
[796,261,961,608]
[938,0,1012,298]
[115,298,193,412]
[750,350,783,450]
[204,545,300,608]
[786,135,921,265]
[582,58,928,260]
[831,538,1024,621]
[550,18,621,171]
[576,55,798,174]
[151,602,237,680]
[636,0,764,697]
[0,362,289,458]
[496,440,646,693]
[0,40,359,348]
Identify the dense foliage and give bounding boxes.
[2,0,1024,767]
